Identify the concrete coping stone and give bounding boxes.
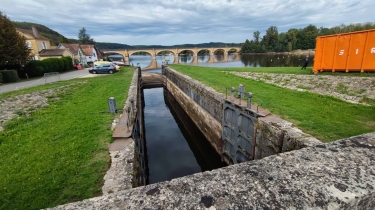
[49,132,375,209]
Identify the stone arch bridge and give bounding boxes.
[102,47,241,69]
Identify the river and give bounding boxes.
[110,54,315,69]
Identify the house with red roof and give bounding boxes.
[16,26,51,60]
[57,43,102,65]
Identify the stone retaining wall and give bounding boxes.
[103,68,139,194]
[49,132,375,209]
[163,66,321,161]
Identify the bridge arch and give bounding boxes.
[105,52,126,62]
[176,49,197,56]
[228,48,239,54]
[129,50,154,57]
[197,49,211,55]
[155,49,177,56]
[128,51,154,68]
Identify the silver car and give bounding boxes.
[89,62,117,74]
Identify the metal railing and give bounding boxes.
[225,84,263,113]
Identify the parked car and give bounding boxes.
[89,61,116,74]
[112,61,125,66]
[73,64,83,70]
[111,61,125,70]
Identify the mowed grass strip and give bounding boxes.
[169,64,375,142]
[182,65,375,77]
[0,67,134,210]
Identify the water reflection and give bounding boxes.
[127,54,314,69]
[143,88,225,184]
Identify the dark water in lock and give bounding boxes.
[142,87,226,184]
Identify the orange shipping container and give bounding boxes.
[313,29,375,73]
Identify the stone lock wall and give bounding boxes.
[255,119,322,159]
[163,66,321,162]
[165,69,226,162]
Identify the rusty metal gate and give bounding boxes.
[222,100,260,164]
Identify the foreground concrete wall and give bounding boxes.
[163,67,321,161]
[50,132,375,209]
[255,118,322,159]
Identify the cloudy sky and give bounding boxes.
[2,0,374,46]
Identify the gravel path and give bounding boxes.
[0,84,76,131]
[230,72,375,105]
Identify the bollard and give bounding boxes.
[130,98,134,112]
[238,84,245,105]
[108,97,117,113]
[130,98,135,121]
[247,92,253,109]
[127,106,131,128]
[231,87,235,102]
[138,67,142,78]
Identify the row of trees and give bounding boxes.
[241,22,375,53]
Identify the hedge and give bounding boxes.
[24,56,74,78]
[0,70,19,83]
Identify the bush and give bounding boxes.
[24,60,45,77]
[0,70,19,83]
[64,56,74,70]
[43,58,58,74]
[0,72,2,83]
[24,56,75,78]
[62,57,69,71]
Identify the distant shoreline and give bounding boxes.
[241,50,315,55]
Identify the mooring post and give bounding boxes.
[138,66,142,78]
[231,87,235,102]
[127,106,131,128]
[239,84,244,105]
[130,98,134,120]
[247,92,253,109]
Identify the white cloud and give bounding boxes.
[1,0,374,45]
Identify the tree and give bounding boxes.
[253,31,261,43]
[262,26,279,52]
[0,12,31,66]
[78,27,94,44]
[240,39,252,53]
[286,28,298,50]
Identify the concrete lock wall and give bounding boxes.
[163,66,321,162]
[163,67,224,161]
[50,132,375,209]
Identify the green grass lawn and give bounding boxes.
[169,65,375,142]
[176,65,375,77]
[0,67,134,210]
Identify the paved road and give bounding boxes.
[0,69,90,94]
